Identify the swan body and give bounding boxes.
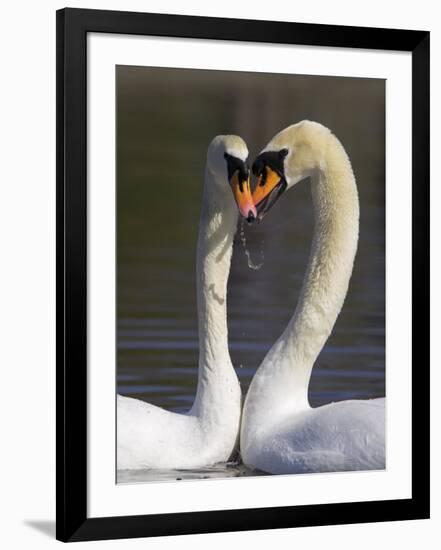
[118,136,255,470]
[241,121,385,474]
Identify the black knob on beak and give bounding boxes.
[247,211,256,224]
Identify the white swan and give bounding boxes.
[118,135,256,470]
[241,121,385,475]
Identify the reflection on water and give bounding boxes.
[116,66,385,482]
[118,462,263,484]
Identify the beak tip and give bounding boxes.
[246,210,256,224]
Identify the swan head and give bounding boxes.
[207,135,256,223]
[252,121,330,221]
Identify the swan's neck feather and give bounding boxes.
[191,168,240,421]
[244,134,359,434]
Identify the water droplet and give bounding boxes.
[239,219,264,271]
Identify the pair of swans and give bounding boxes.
[117,121,385,474]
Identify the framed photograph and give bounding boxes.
[56,7,430,542]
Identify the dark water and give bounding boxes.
[116,66,385,482]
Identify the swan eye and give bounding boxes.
[224,152,248,182]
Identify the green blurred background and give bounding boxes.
[116,65,385,413]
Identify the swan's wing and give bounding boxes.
[247,398,385,475]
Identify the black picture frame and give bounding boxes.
[56,7,430,542]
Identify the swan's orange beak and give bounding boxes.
[230,171,256,223]
[252,166,282,206]
[252,166,287,221]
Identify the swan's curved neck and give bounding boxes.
[247,138,359,421]
[192,168,239,417]
[281,157,359,396]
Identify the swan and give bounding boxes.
[240,121,385,475]
[117,135,256,470]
